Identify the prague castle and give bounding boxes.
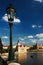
[2,40,31,53]
[16,40,30,53]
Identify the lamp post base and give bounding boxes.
[8,48,14,61]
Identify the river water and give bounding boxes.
[15,52,43,65]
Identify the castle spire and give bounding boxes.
[18,40,20,43]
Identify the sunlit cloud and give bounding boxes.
[32,25,42,29]
[34,0,43,3]
[1,36,8,39]
[19,33,43,44]
[39,38,43,41]
[32,39,36,43]
[29,39,36,43]
[21,42,25,44]
[32,25,37,28]
[24,37,27,39]
[19,37,24,41]
[2,14,21,23]
[28,35,34,38]
[19,41,26,45]
[26,33,43,44]
[38,25,42,28]
[36,33,43,38]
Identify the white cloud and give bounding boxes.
[14,16,21,23]
[22,42,25,44]
[20,41,25,44]
[28,35,33,38]
[2,14,21,23]
[32,25,37,28]
[24,37,27,39]
[29,39,36,43]
[2,14,8,21]
[38,25,42,28]
[34,0,43,3]
[1,36,8,39]
[32,40,36,43]
[39,38,43,41]
[32,25,42,29]
[19,37,24,41]
[36,33,43,38]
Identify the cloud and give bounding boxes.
[14,17,21,23]
[21,42,25,44]
[39,38,43,41]
[1,36,8,39]
[24,37,27,39]
[36,33,43,38]
[34,0,43,3]
[27,33,43,44]
[2,14,8,22]
[28,35,34,38]
[32,25,37,28]
[38,25,42,28]
[32,25,42,29]
[20,41,26,44]
[2,41,6,45]
[2,14,21,23]
[19,37,24,41]
[29,39,36,43]
[19,33,43,44]
[32,39,36,43]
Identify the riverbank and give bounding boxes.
[29,49,43,52]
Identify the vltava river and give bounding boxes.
[15,52,43,65]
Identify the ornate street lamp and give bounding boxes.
[6,4,16,61]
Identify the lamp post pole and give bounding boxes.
[6,4,16,61]
[8,23,14,60]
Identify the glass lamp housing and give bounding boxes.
[6,4,16,22]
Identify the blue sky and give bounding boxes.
[0,0,43,46]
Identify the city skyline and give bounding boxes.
[0,0,43,46]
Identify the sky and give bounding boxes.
[0,0,43,46]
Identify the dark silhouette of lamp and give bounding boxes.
[6,4,16,61]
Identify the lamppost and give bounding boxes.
[6,4,16,61]
[0,38,3,54]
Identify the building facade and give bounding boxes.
[16,40,30,53]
